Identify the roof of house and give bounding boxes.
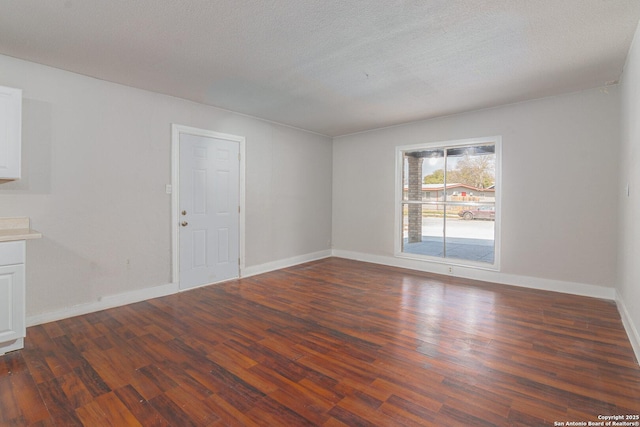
[421,183,495,192]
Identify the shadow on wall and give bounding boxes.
[25,236,97,318]
[0,98,52,193]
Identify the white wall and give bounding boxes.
[333,86,620,296]
[0,47,629,335]
[618,20,640,358]
[0,54,332,320]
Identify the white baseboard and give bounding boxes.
[331,249,616,300]
[26,282,179,327]
[616,291,640,365]
[241,249,332,278]
[27,248,623,344]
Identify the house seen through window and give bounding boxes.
[397,138,500,268]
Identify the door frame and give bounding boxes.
[171,124,246,287]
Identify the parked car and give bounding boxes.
[458,206,495,220]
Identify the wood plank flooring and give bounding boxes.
[1,257,638,426]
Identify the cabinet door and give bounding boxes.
[0,86,22,179]
[0,264,25,343]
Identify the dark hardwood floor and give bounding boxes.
[1,257,639,426]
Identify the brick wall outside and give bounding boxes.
[407,156,423,243]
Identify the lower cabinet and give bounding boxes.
[0,241,26,356]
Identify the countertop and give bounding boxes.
[0,217,42,242]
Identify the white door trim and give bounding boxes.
[171,124,246,287]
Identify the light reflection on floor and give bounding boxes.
[399,276,497,360]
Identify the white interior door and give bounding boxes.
[179,133,239,290]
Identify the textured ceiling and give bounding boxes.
[0,1,639,136]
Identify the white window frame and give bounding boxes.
[394,136,502,271]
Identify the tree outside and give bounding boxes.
[423,154,495,189]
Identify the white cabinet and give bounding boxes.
[0,85,22,179]
[0,219,41,356]
[0,241,26,355]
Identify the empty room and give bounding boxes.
[1,1,639,425]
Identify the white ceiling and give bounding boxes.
[1,1,639,137]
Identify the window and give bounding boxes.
[396,137,501,269]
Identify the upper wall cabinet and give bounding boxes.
[0,86,22,180]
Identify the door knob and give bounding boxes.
[181,210,187,216]
[181,221,188,227]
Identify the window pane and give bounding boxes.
[445,144,495,192]
[443,144,496,264]
[402,204,444,258]
[445,204,495,263]
[403,149,445,202]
